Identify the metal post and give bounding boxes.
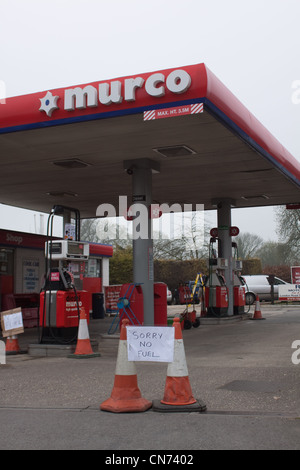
[216,199,235,316]
[62,210,71,239]
[124,159,160,326]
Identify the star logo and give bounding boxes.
[39,91,59,117]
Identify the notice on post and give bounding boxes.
[127,326,174,362]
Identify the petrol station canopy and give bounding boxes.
[0,63,299,218]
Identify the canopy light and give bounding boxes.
[153,145,196,158]
[241,195,269,200]
[46,191,78,198]
[52,158,90,169]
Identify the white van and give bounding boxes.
[242,274,289,304]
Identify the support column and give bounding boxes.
[124,159,160,326]
[215,199,235,316]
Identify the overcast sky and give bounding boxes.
[0,0,299,240]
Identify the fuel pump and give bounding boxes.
[232,242,246,314]
[205,237,229,316]
[39,206,90,344]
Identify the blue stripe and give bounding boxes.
[0,98,204,134]
[203,98,300,188]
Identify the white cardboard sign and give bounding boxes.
[127,326,174,362]
[0,308,24,338]
[3,310,23,331]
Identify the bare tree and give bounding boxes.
[275,206,300,245]
[275,205,300,263]
[235,232,264,259]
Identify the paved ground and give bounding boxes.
[0,303,299,451]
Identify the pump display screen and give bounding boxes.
[67,242,85,255]
[49,242,62,254]
[46,240,89,260]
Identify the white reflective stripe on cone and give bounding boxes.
[167,339,188,377]
[115,339,137,376]
[78,319,89,340]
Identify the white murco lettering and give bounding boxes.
[64,69,191,111]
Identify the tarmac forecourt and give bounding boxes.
[0,303,299,451]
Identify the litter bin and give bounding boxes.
[92,293,105,319]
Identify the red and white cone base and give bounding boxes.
[100,319,152,413]
[153,317,206,412]
[250,296,265,320]
[69,308,100,358]
[6,335,21,355]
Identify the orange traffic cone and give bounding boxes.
[69,307,100,358]
[153,317,206,412]
[100,319,152,413]
[251,295,265,320]
[6,335,21,355]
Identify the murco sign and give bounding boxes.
[39,69,192,116]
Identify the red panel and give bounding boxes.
[119,283,144,326]
[234,286,246,307]
[0,64,207,131]
[0,276,14,295]
[0,229,48,249]
[205,67,300,183]
[1,62,299,186]
[39,290,89,328]
[82,277,102,293]
[82,277,102,313]
[105,284,122,313]
[0,229,113,257]
[89,243,113,257]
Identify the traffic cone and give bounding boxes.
[152,317,206,412]
[68,307,100,358]
[6,335,21,355]
[100,318,152,413]
[251,295,265,320]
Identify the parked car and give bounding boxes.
[242,274,290,304]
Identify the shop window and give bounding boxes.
[85,258,101,278]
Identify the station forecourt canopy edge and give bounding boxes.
[0,63,299,218]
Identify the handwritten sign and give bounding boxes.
[0,308,24,338]
[127,326,174,362]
